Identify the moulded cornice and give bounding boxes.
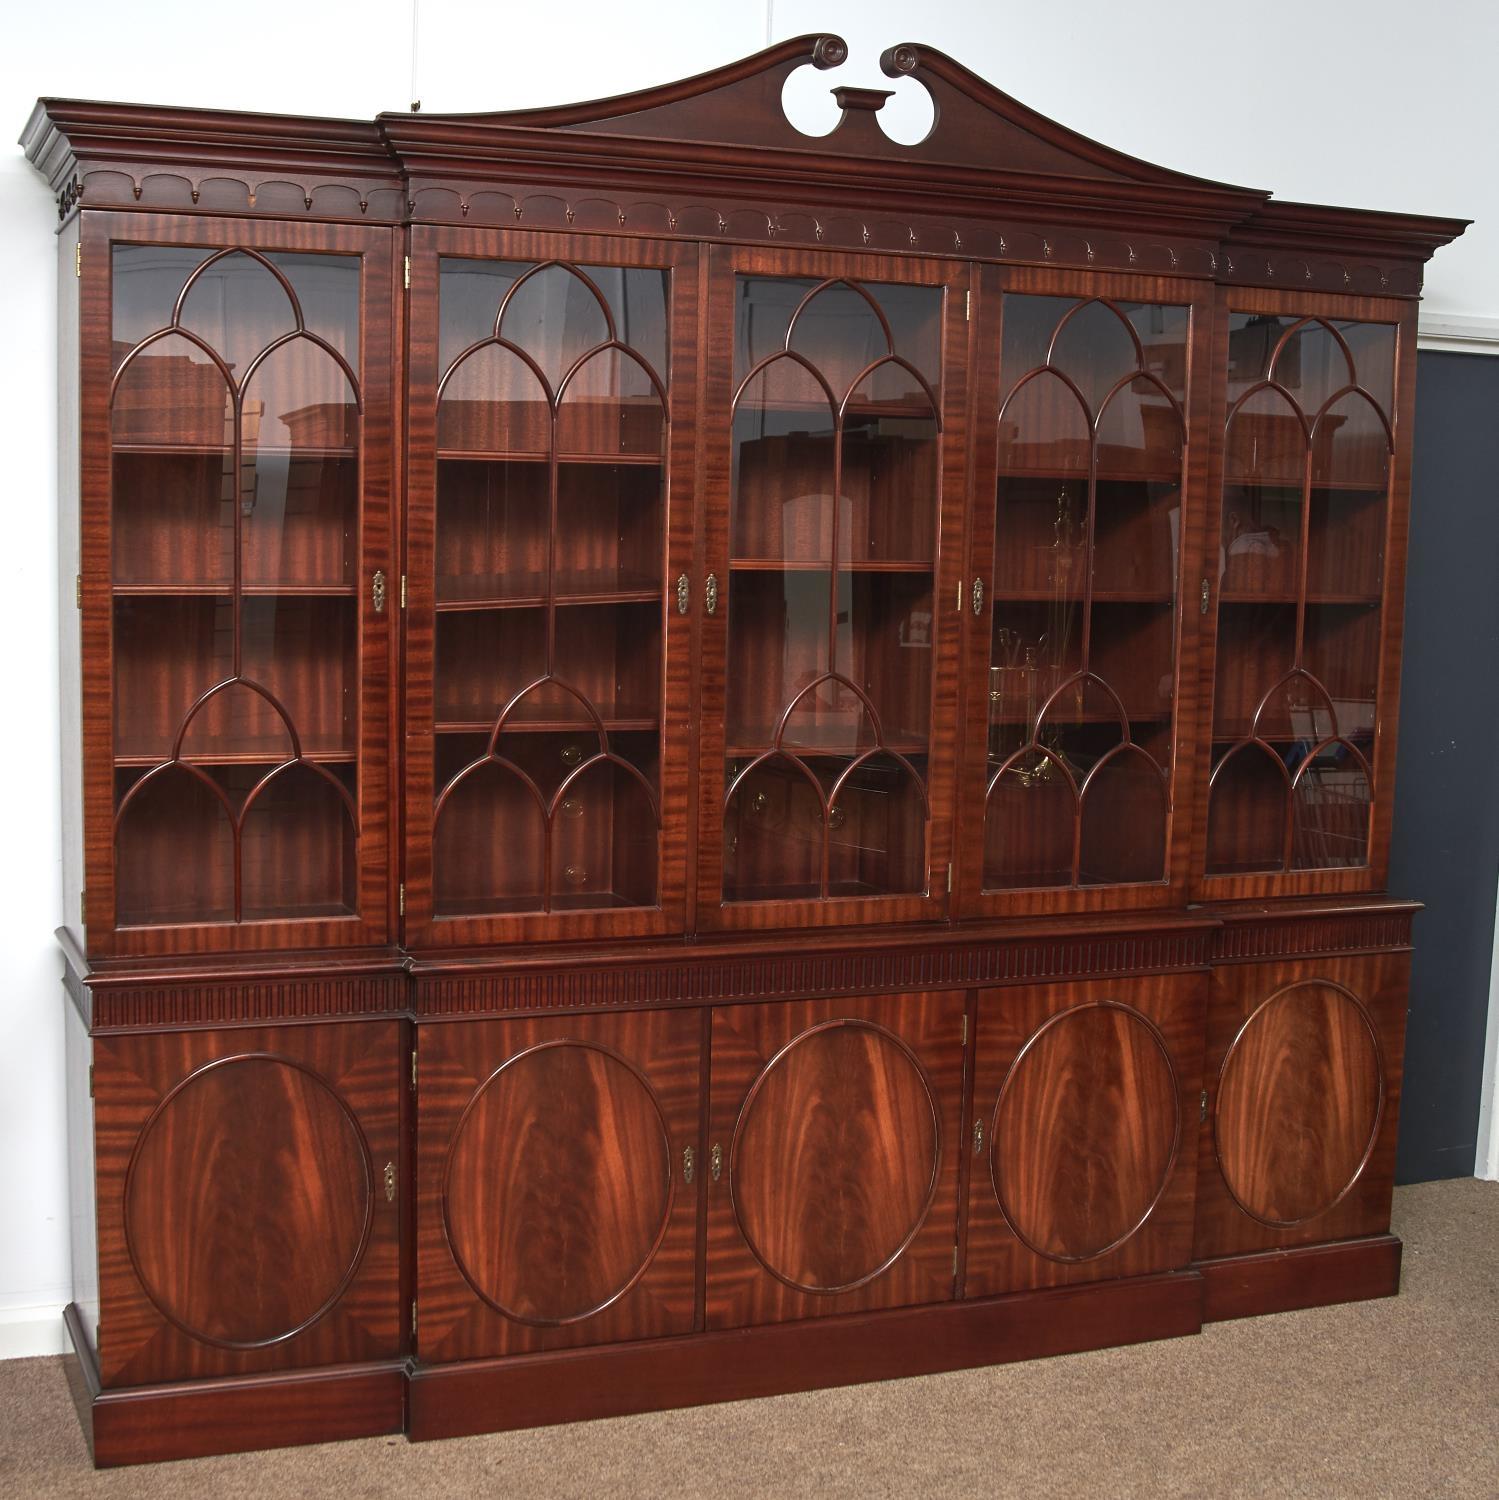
[20,34,1469,288]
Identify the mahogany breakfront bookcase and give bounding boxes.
[23,36,1467,1466]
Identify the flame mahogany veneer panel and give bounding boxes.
[705,991,966,1329]
[91,1021,403,1388]
[416,1008,701,1360]
[28,25,1463,1468]
[965,973,1207,1297]
[1193,952,1409,1260]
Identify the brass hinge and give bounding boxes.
[400,574,407,609]
[411,1300,417,1337]
[75,573,82,609]
[961,1013,968,1046]
[952,1244,959,1278]
[74,242,81,277]
[398,882,405,916]
[947,862,953,894]
[964,289,971,321]
[403,255,411,290]
[88,1064,94,1098]
[1200,1088,1209,1123]
[410,1048,417,1089]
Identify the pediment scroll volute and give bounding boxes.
[403,33,1254,192]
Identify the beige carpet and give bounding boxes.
[2,1178,1495,1498]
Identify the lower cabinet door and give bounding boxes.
[1194,953,1408,1261]
[706,992,966,1330]
[416,1008,701,1360]
[965,975,1206,1297]
[93,1020,403,1388]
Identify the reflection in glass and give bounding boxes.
[1208,314,1395,874]
[723,276,943,903]
[984,296,1185,891]
[109,245,363,926]
[431,258,669,917]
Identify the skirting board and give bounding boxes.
[0,1301,68,1359]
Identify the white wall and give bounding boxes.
[1,0,1494,1356]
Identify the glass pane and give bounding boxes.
[1292,746,1372,869]
[723,755,824,902]
[983,754,1075,889]
[1207,315,1395,874]
[432,258,669,918]
[1206,744,1287,874]
[985,296,1185,891]
[109,245,363,927]
[723,274,943,903]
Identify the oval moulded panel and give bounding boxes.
[124,1054,372,1347]
[992,1002,1179,1262]
[1215,982,1384,1227]
[443,1041,673,1324]
[730,1020,939,1293]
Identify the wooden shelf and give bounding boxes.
[436,450,663,466]
[729,558,934,573]
[1211,727,1372,743]
[114,748,356,768]
[113,443,357,460]
[1219,592,1381,606]
[992,587,1174,604]
[996,466,1181,485]
[113,582,357,597]
[725,734,929,758]
[435,571,661,610]
[738,399,937,421]
[436,718,659,736]
[435,890,648,916]
[1223,477,1390,494]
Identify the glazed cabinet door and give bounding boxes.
[82,212,397,956]
[415,1009,702,1360]
[92,1020,403,1387]
[957,267,1213,916]
[1195,294,1412,897]
[404,230,696,945]
[706,992,966,1329]
[696,248,969,930]
[1195,953,1407,1261]
[964,974,1206,1297]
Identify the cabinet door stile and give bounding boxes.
[403,227,697,947]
